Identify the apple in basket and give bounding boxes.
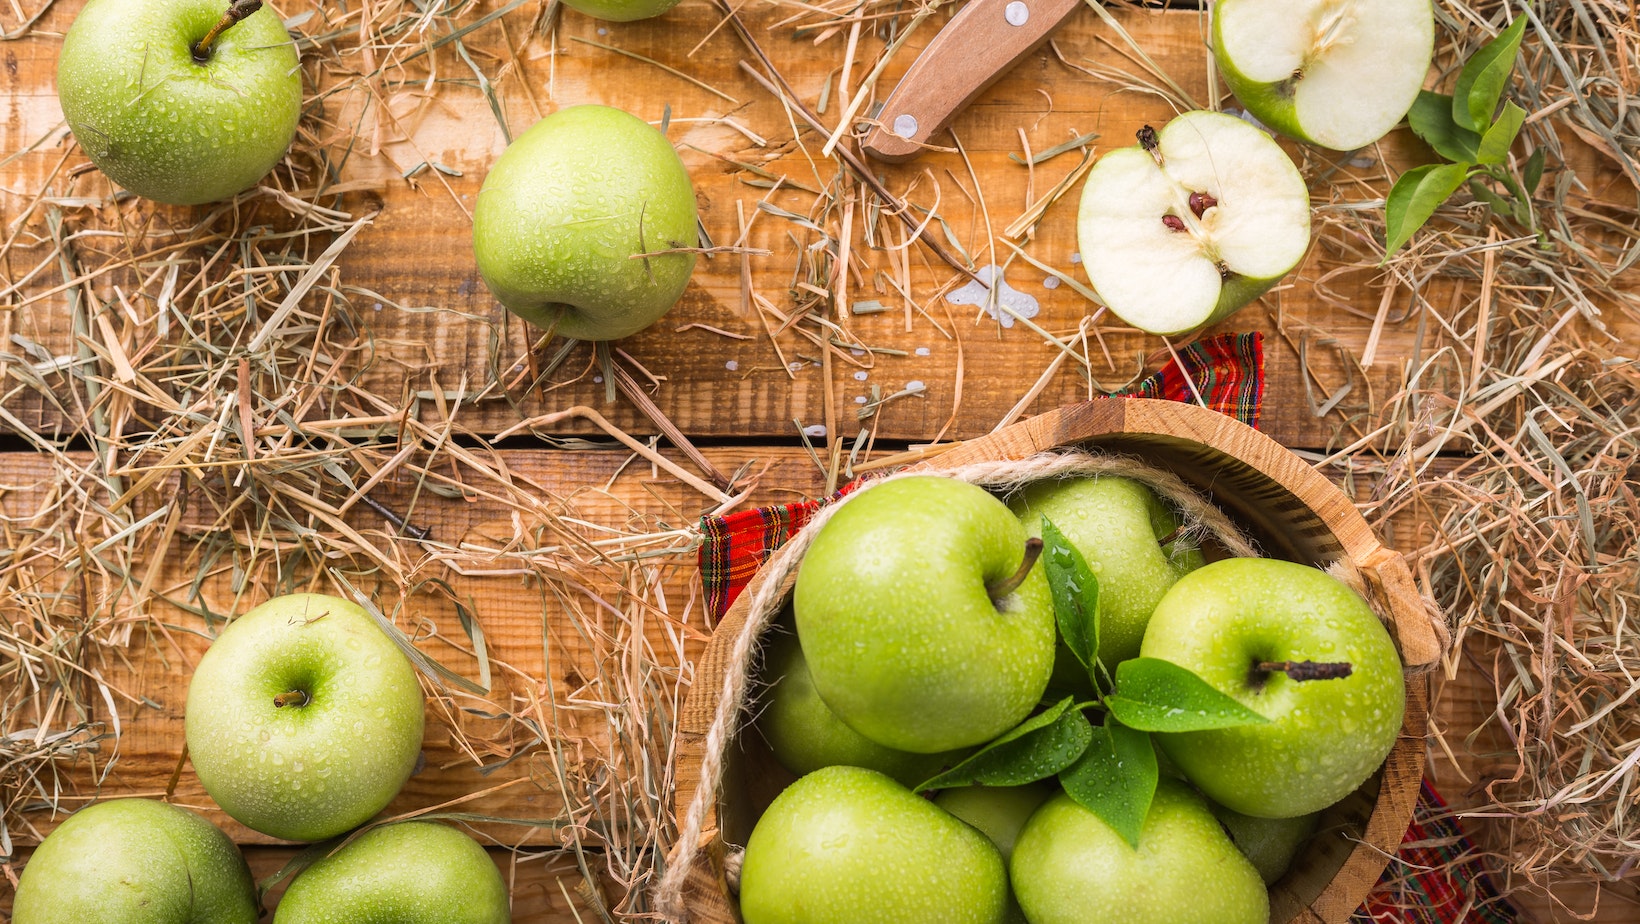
[792,476,1057,754]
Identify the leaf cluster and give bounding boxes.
[1387,14,1541,257]
[912,516,1269,849]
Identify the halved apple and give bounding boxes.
[1076,110,1311,337]
[1213,0,1435,151]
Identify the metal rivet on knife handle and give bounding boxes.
[860,0,1084,163]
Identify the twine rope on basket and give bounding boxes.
[655,450,1261,920]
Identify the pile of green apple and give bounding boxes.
[12,593,511,923]
[741,474,1408,924]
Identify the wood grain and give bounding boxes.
[0,0,1480,451]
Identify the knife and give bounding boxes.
[861,0,1085,163]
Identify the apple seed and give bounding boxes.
[1189,192,1219,217]
[1161,215,1188,232]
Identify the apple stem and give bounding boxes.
[273,690,309,708]
[1156,524,1184,546]
[191,0,264,63]
[1254,660,1353,683]
[987,538,1044,604]
[1136,125,1165,167]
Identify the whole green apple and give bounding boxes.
[1212,803,1320,884]
[934,785,1054,924]
[12,799,257,923]
[933,783,1055,863]
[57,0,303,206]
[793,476,1056,753]
[1213,0,1435,151]
[1011,475,1205,667]
[1141,558,1406,818]
[739,766,1008,924]
[1077,110,1310,336]
[473,105,698,341]
[273,821,509,923]
[755,626,964,787]
[1010,780,1267,924]
[185,592,425,842]
[560,0,681,21]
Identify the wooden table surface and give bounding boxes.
[1,0,1635,921]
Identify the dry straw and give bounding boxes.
[0,0,1636,917]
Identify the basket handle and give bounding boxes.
[1359,549,1449,672]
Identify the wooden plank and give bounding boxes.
[0,0,1511,451]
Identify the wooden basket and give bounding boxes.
[671,398,1443,924]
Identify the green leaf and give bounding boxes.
[1476,100,1527,165]
[1103,658,1270,733]
[1468,177,1516,217]
[916,697,1094,792]
[1383,162,1473,259]
[1453,14,1529,132]
[1407,90,1481,163]
[1041,515,1100,680]
[1059,716,1158,849]
[1524,147,1546,194]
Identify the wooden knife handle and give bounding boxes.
[861,0,1084,163]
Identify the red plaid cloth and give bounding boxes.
[695,331,1515,922]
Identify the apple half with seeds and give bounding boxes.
[1076,110,1311,337]
[1213,0,1435,151]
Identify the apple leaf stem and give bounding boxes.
[987,538,1044,604]
[273,690,309,708]
[192,0,263,63]
[1254,660,1353,683]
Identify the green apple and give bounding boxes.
[273,821,509,923]
[1010,780,1267,924]
[473,105,698,342]
[935,784,1054,924]
[185,593,425,842]
[12,799,257,923]
[793,476,1056,753]
[739,766,1008,924]
[933,783,1055,863]
[1077,110,1311,336]
[560,0,681,21]
[1213,0,1435,151]
[1011,475,1206,668]
[1141,558,1406,817]
[57,0,302,206]
[755,626,964,787]
[1212,803,1320,884]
